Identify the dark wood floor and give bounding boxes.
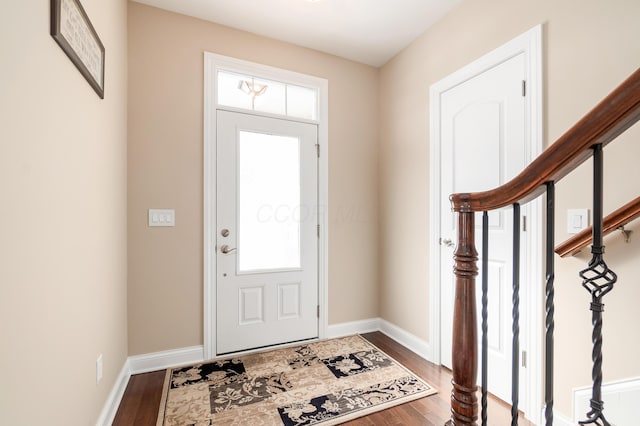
[113,332,532,425]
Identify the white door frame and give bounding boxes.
[203,52,329,359]
[428,25,543,423]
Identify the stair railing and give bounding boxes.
[446,67,640,426]
[555,196,640,257]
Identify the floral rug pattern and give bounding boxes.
[157,335,436,426]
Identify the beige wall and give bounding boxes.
[0,1,128,425]
[379,0,640,418]
[127,3,379,355]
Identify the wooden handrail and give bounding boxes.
[451,68,640,213]
[446,67,640,426]
[555,196,640,257]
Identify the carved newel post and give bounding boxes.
[447,207,479,425]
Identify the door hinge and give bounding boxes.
[317,224,320,238]
[522,350,527,368]
[522,215,527,232]
[316,143,320,158]
[522,80,526,97]
[317,305,320,318]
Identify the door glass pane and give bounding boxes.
[238,131,301,272]
[217,70,318,122]
[287,85,318,120]
[253,78,286,116]
[217,71,253,110]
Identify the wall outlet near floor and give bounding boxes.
[96,354,103,385]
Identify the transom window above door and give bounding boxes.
[217,70,318,121]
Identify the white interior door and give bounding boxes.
[216,110,318,354]
[439,53,527,404]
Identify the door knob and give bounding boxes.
[440,238,455,248]
[220,244,236,254]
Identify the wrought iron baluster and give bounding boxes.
[579,144,616,426]
[511,203,521,426]
[545,182,556,426]
[481,211,489,426]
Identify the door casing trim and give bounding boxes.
[203,52,329,360]
[428,25,543,424]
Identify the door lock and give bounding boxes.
[220,228,230,237]
[440,238,455,248]
[220,244,236,254]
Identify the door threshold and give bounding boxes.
[215,336,319,359]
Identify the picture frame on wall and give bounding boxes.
[50,0,105,99]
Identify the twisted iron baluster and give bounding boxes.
[579,144,616,426]
[545,182,555,426]
[511,203,521,426]
[481,211,489,426]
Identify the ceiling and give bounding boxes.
[131,0,462,67]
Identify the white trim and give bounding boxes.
[317,74,330,347]
[203,52,329,359]
[203,52,216,362]
[327,318,380,338]
[428,83,442,366]
[521,25,544,426]
[215,105,320,126]
[95,361,131,426]
[327,318,432,362]
[128,346,205,375]
[379,319,432,362]
[572,376,640,424]
[429,24,543,425]
[213,338,323,359]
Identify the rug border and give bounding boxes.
[308,388,435,426]
[155,334,437,426]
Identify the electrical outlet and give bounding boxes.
[96,354,103,385]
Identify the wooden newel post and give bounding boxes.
[447,209,479,425]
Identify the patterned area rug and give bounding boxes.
[156,335,437,426]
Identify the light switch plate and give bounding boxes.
[567,208,589,234]
[148,209,175,227]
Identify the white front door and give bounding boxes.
[216,110,319,354]
[439,53,528,404]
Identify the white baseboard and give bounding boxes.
[96,361,131,426]
[573,377,640,425]
[96,346,204,425]
[128,345,205,375]
[327,317,380,338]
[326,318,432,362]
[378,319,432,362]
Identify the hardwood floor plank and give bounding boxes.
[112,332,532,425]
[113,370,165,425]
